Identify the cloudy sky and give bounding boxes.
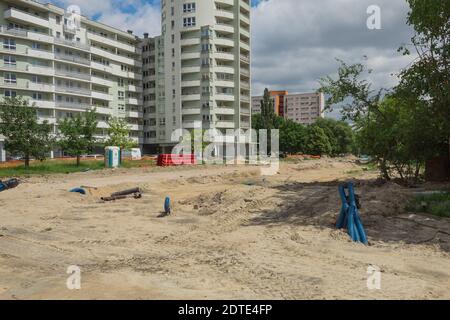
[46,0,416,117]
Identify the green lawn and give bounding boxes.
[407,192,450,218]
[0,159,156,178]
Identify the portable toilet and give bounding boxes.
[105,146,120,168]
[131,148,142,160]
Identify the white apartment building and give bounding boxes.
[0,0,252,160]
[252,91,325,125]
[0,0,143,159]
[158,0,251,153]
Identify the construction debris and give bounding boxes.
[0,178,20,192]
[69,187,87,195]
[101,187,142,202]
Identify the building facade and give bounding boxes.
[158,0,251,153]
[252,90,325,125]
[0,0,251,160]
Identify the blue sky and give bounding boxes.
[45,0,415,119]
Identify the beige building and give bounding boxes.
[0,0,144,158]
[0,0,252,159]
[159,0,251,152]
[252,91,325,125]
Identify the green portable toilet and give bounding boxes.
[105,146,120,168]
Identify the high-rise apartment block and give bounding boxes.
[252,90,325,125]
[0,0,251,159]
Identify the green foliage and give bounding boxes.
[0,158,156,178]
[105,117,138,151]
[303,125,332,156]
[398,0,450,153]
[0,97,54,168]
[279,120,306,154]
[314,118,354,155]
[407,192,450,218]
[58,109,98,166]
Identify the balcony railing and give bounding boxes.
[55,69,91,81]
[55,86,91,96]
[54,53,90,65]
[54,37,90,51]
[55,102,90,110]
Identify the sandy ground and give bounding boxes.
[1,158,450,300]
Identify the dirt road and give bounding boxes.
[1,158,449,299]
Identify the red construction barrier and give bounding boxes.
[157,154,197,167]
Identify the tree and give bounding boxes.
[0,97,53,168]
[314,118,354,156]
[58,109,98,166]
[304,126,332,156]
[105,117,137,150]
[398,0,450,159]
[279,119,306,154]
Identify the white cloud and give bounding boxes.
[51,0,161,37]
[251,0,416,99]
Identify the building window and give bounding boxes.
[32,92,43,100]
[4,73,16,84]
[3,56,16,66]
[4,90,16,98]
[183,17,196,27]
[183,3,196,13]
[3,39,16,50]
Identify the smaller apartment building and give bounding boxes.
[252,90,324,125]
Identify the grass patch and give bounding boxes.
[407,192,450,218]
[0,159,156,178]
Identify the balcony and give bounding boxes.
[27,65,54,75]
[127,84,142,92]
[4,8,49,28]
[181,93,201,101]
[240,54,250,64]
[215,107,235,115]
[215,37,235,47]
[126,98,140,105]
[241,81,250,89]
[88,32,137,54]
[215,51,234,61]
[90,61,113,73]
[240,107,251,115]
[27,48,54,60]
[27,82,54,92]
[215,9,234,20]
[91,47,137,66]
[240,95,250,102]
[215,23,234,34]
[241,121,251,129]
[126,110,143,118]
[55,69,91,81]
[55,86,91,96]
[92,91,113,101]
[29,100,55,109]
[240,68,250,77]
[0,25,27,37]
[180,37,200,46]
[182,108,201,115]
[55,102,91,111]
[128,124,144,131]
[215,121,235,129]
[54,37,90,52]
[55,53,90,66]
[182,120,202,129]
[91,76,113,87]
